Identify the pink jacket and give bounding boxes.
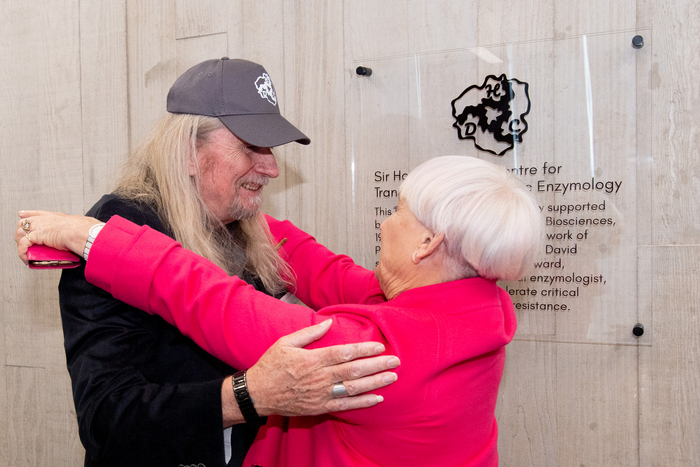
[86,215,517,466]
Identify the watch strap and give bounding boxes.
[232,370,264,427]
[83,222,106,261]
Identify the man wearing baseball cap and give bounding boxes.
[58,58,396,467]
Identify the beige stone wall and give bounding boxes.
[1,1,698,465]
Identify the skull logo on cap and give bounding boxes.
[255,73,277,106]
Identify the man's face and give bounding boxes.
[195,127,279,224]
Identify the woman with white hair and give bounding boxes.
[16,155,542,467]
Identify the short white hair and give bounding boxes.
[400,155,542,281]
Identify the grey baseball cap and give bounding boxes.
[167,57,310,147]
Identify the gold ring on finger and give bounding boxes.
[22,219,31,233]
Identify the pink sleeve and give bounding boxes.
[85,216,384,370]
[266,216,382,308]
[85,216,321,368]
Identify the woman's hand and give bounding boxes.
[16,210,101,265]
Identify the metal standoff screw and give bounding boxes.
[632,35,644,49]
[356,66,372,77]
[632,323,644,337]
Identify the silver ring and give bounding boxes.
[22,219,31,233]
[332,382,349,398]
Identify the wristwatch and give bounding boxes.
[232,370,264,427]
[83,222,106,261]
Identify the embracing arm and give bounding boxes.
[86,216,387,369]
[17,209,399,422]
[266,216,382,308]
[87,215,401,414]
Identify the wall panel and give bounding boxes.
[79,0,129,212]
[0,4,84,465]
[553,0,637,38]
[344,0,409,61]
[556,343,639,466]
[175,0,228,40]
[408,1,478,53]
[640,0,700,462]
[0,345,6,462]
[496,340,558,466]
[477,0,554,45]
[650,0,700,247]
[126,0,177,146]
[0,2,125,465]
[5,367,44,466]
[640,247,700,466]
[4,367,82,465]
[281,0,348,251]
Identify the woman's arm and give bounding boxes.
[16,210,400,417]
[266,216,383,309]
[85,216,389,371]
[86,216,320,368]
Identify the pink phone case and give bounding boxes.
[27,245,81,269]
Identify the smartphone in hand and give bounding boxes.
[27,245,81,269]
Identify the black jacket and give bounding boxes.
[59,194,259,467]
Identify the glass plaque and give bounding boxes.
[347,30,652,345]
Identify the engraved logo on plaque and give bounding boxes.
[451,74,530,156]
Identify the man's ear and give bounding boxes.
[411,232,445,264]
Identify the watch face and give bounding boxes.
[89,223,105,238]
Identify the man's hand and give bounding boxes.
[246,319,400,417]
